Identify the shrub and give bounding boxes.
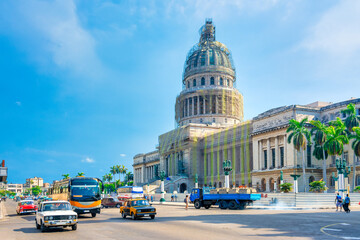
[354,186,360,192]
[280,183,293,193]
[309,180,327,192]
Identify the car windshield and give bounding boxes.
[22,201,34,205]
[43,203,72,211]
[131,200,150,206]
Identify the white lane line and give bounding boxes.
[342,237,360,240]
[323,228,342,232]
[341,223,351,226]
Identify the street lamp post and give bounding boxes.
[194,174,198,189]
[333,158,351,199]
[290,174,300,193]
[223,160,232,189]
[160,170,166,203]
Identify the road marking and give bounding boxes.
[342,238,360,240]
[323,228,342,232]
[341,223,350,226]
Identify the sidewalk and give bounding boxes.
[151,201,360,210]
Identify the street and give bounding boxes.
[1,200,360,240]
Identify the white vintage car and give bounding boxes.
[35,200,78,232]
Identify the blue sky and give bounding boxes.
[1,0,360,184]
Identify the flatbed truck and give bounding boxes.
[190,188,261,210]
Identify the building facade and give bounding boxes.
[24,177,44,188]
[133,19,360,193]
[0,160,7,183]
[7,184,23,194]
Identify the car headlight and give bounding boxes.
[68,216,72,220]
[49,216,53,220]
[44,217,49,220]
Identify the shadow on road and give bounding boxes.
[13,227,73,234]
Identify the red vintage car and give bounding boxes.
[16,200,38,215]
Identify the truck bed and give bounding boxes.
[203,193,261,201]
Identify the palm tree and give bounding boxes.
[324,119,349,163]
[62,174,70,180]
[310,120,329,190]
[116,165,121,185]
[110,166,117,187]
[76,172,85,177]
[287,118,312,192]
[341,103,360,190]
[350,127,360,187]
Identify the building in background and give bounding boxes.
[7,184,23,194]
[24,177,44,188]
[0,160,8,183]
[133,19,360,193]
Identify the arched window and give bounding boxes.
[210,77,214,85]
[220,78,223,85]
[227,79,230,86]
[200,53,206,66]
[187,81,190,88]
[193,79,196,87]
[356,175,360,186]
[201,77,205,86]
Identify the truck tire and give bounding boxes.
[91,213,97,218]
[228,201,237,210]
[194,200,201,209]
[204,205,211,209]
[238,202,246,210]
[35,219,40,229]
[219,200,228,209]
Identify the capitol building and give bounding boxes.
[133,20,360,193]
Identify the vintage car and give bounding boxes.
[120,199,156,220]
[35,200,78,232]
[16,200,38,215]
[101,197,122,208]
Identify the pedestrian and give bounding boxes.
[171,194,174,202]
[185,194,190,210]
[150,195,153,202]
[343,194,351,213]
[335,193,342,212]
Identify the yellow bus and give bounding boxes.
[49,177,103,217]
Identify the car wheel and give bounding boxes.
[101,204,104,209]
[121,212,126,219]
[40,221,47,232]
[91,213,96,218]
[150,215,155,220]
[131,212,136,220]
[35,219,40,229]
[72,224,77,231]
[116,204,120,208]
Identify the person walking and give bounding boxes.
[335,193,342,212]
[343,194,351,213]
[185,195,190,210]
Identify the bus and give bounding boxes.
[49,177,103,217]
[117,186,143,204]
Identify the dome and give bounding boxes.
[183,19,236,82]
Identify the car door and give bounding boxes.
[109,198,115,207]
[124,201,130,214]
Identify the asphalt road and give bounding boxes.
[1,200,360,240]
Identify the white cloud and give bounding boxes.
[120,154,126,157]
[81,157,95,163]
[301,0,360,57]
[15,101,21,106]
[0,0,106,80]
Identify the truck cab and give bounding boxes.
[190,188,202,203]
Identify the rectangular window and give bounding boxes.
[271,149,275,168]
[184,98,188,117]
[209,50,214,65]
[205,95,210,114]
[199,96,204,114]
[211,95,216,114]
[307,146,312,167]
[194,97,198,115]
[344,151,348,164]
[264,150,267,169]
[280,147,284,167]
[189,98,192,116]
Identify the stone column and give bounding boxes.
[192,96,195,116]
[253,140,259,170]
[197,96,200,116]
[284,135,288,167]
[259,140,263,169]
[267,138,270,169]
[275,136,279,168]
[141,165,145,184]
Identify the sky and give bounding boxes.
[1,0,360,184]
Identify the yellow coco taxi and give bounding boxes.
[120,199,156,220]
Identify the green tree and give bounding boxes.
[350,127,360,184]
[62,174,70,180]
[310,120,329,189]
[287,118,312,192]
[116,165,121,185]
[341,104,360,190]
[279,183,293,193]
[110,166,117,187]
[31,186,42,196]
[76,172,85,177]
[324,118,349,157]
[309,180,327,192]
